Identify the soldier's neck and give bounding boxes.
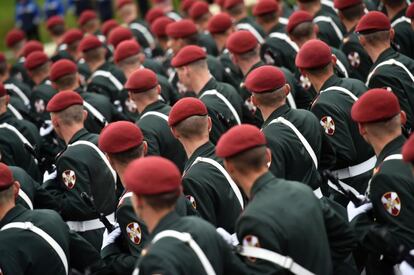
[146,208,175,234]
[369,131,401,157]
[260,101,286,122]
[342,19,359,33]
[0,202,14,222]
[239,169,268,199]
[308,72,333,93]
[385,4,406,21]
[62,125,84,145]
[192,72,212,95]
[241,57,261,76]
[262,21,279,35]
[367,45,390,64]
[302,3,321,17]
[181,136,210,159]
[88,59,105,73]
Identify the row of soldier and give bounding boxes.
[1,0,414,274]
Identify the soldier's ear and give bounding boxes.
[170,127,179,139]
[400,111,407,126]
[156,85,161,94]
[138,52,145,64]
[390,28,395,41]
[83,109,88,121]
[207,116,212,133]
[331,54,337,66]
[284,84,291,96]
[13,181,20,200]
[251,94,258,107]
[142,141,148,156]
[359,35,366,47]
[357,122,367,137]
[265,148,272,168]
[313,24,319,35]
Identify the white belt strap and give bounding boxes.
[335,58,349,78]
[69,140,117,183]
[66,212,115,232]
[313,16,343,41]
[332,155,376,180]
[391,16,410,28]
[287,93,297,109]
[237,246,315,275]
[130,23,155,48]
[192,157,244,209]
[321,86,358,102]
[4,83,30,106]
[91,70,124,91]
[236,23,264,44]
[1,222,69,274]
[383,154,403,161]
[19,189,33,210]
[151,230,216,275]
[268,117,318,168]
[7,104,23,120]
[0,123,34,149]
[327,178,361,197]
[200,89,241,125]
[83,101,108,126]
[279,17,288,25]
[140,111,169,122]
[366,59,414,86]
[268,32,299,52]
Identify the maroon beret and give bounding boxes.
[20,40,44,58]
[146,7,165,24]
[24,51,48,70]
[46,15,65,30]
[245,65,286,93]
[0,53,6,63]
[99,121,144,153]
[286,10,313,34]
[356,11,391,33]
[351,89,400,123]
[50,59,77,81]
[151,17,174,38]
[124,156,181,195]
[224,0,244,9]
[402,134,414,164]
[215,0,225,8]
[166,19,198,38]
[116,0,134,10]
[102,19,119,37]
[114,39,141,63]
[407,3,414,19]
[334,0,362,10]
[46,90,83,112]
[78,10,98,27]
[168,97,208,126]
[78,35,102,52]
[62,29,84,45]
[0,163,14,191]
[216,124,267,158]
[189,2,210,20]
[108,26,133,48]
[6,29,26,48]
[125,68,159,93]
[181,0,196,12]
[226,30,258,54]
[171,45,207,67]
[253,0,279,17]
[0,83,7,97]
[295,39,332,69]
[207,12,232,34]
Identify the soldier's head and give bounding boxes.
[352,89,406,148]
[78,10,100,34]
[99,121,147,178]
[169,97,211,145]
[24,51,51,85]
[245,66,290,116]
[101,19,119,39]
[47,91,87,143]
[216,124,271,198]
[46,16,66,42]
[253,0,280,33]
[226,30,260,75]
[125,68,161,113]
[0,163,20,210]
[116,0,138,24]
[402,135,414,174]
[296,0,321,15]
[180,0,196,18]
[5,29,26,59]
[171,45,210,92]
[296,39,336,90]
[224,0,247,21]
[114,40,145,78]
[334,0,365,28]
[189,2,212,32]
[107,26,134,49]
[61,29,84,60]
[124,156,182,231]
[0,53,8,82]
[382,0,406,9]
[50,59,79,91]
[0,84,10,115]
[151,17,174,52]
[287,11,318,48]
[166,20,199,54]
[78,36,106,68]
[356,12,394,60]
[407,3,414,31]
[207,12,235,52]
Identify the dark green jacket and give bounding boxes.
[236,172,332,275]
[129,18,154,55]
[391,8,414,60]
[10,58,34,88]
[30,81,58,126]
[236,16,266,43]
[0,111,40,150]
[4,77,32,118]
[314,8,346,48]
[219,49,244,91]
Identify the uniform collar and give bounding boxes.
[68,128,90,144]
[0,205,27,228]
[141,100,168,115]
[246,61,265,77]
[262,104,291,128]
[199,77,217,96]
[373,47,398,67]
[390,7,407,23]
[376,135,406,166]
[251,171,275,198]
[96,61,111,72]
[0,111,13,123]
[268,23,285,35]
[151,211,180,238]
[185,142,216,171]
[320,74,341,92]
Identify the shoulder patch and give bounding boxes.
[62,170,76,189]
[242,235,261,262]
[299,74,312,90]
[186,195,197,210]
[125,98,137,113]
[347,52,360,68]
[34,99,45,113]
[320,116,335,135]
[381,192,401,216]
[126,222,142,245]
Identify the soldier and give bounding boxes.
[296,39,375,205]
[101,19,119,39]
[402,134,414,172]
[180,0,196,17]
[145,7,165,26]
[189,1,212,32]
[253,0,285,35]
[45,15,66,46]
[125,68,186,172]
[215,124,332,274]
[11,40,44,87]
[171,45,244,144]
[169,97,244,232]
[150,16,174,61]
[357,11,414,133]
[78,10,104,41]
[5,29,26,60]
[124,156,249,274]
[335,0,373,81]
[349,89,414,275]
[43,91,117,250]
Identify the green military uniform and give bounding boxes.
[365,47,414,133]
[143,59,167,77]
[137,101,187,172]
[341,27,373,81]
[30,80,57,127]
[4,77,32,120]
[219,49,244,91]
[310,75,375,202]
[314,7,346,48]
[352,135,414,275]
[182,142,243,233]
[44,128,117,251]
[10,58,34,88]
[129,18,156,57]
[391,8,414,60]
[198,32,219,57]
[236,172,332,274]
[235,16,266,44]
[135,211,249,274]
